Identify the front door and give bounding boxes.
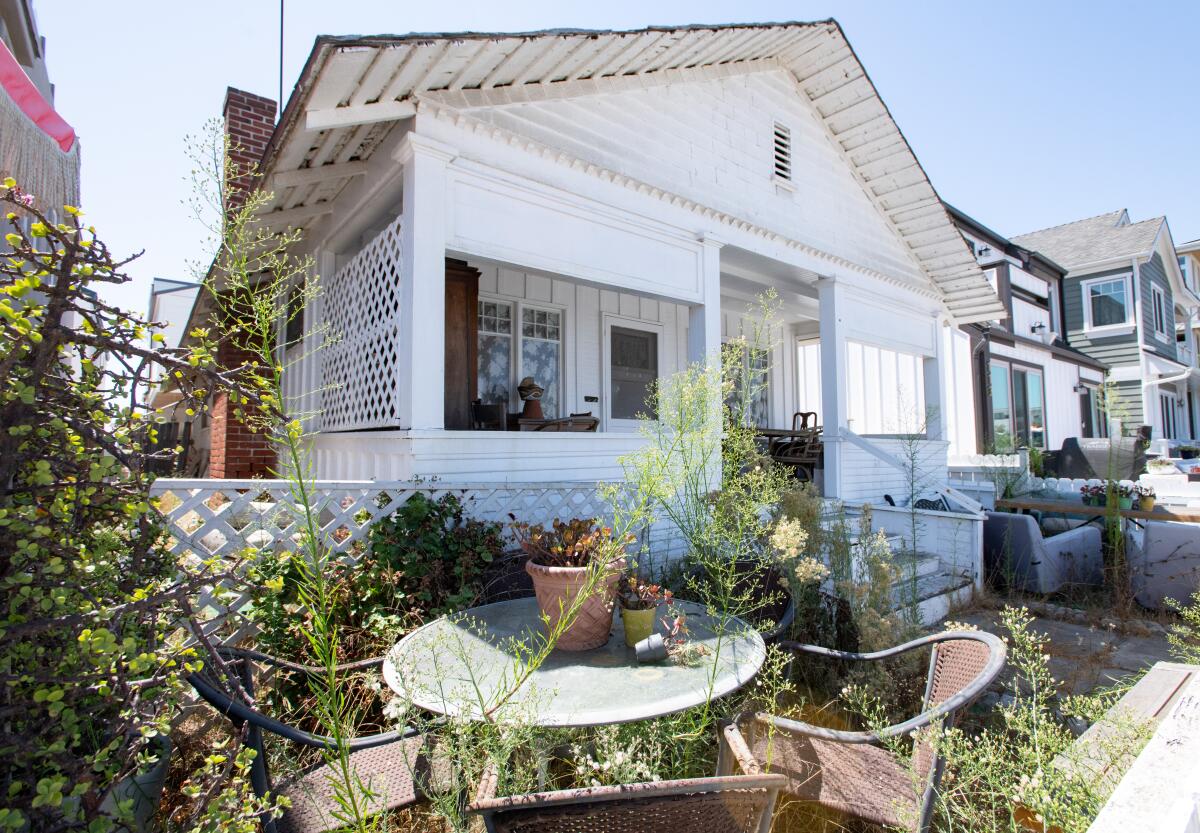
[444,259,479,430]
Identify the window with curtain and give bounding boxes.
[477,300,513,406]
[521,307,562,419]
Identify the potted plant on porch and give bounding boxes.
[514,518,629,651]
[1136,484,1156,512]
[617,574,671,647]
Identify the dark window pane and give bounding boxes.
[611,327,658,420]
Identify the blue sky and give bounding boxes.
[33,0,1200,314]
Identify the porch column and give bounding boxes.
[923,314,948,441]
[688,236,723,368]
[395,133,456,430]
[817,276,848,497]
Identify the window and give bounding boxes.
[726,342,770,428]
[610,326,658,421]
[1082,275,1133,330]
[1161,393,1178,439]
[1080,385,1108,438]
[772,122,792,182]
[1180,255,1193,292]
[520,307,562,419]
[477,300,513,406]
[283,285,304,347]
[478,300,565,418]
[989,359,1045,450]
[1151,285,1170,338]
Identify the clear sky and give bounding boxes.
[32,0,1200,315]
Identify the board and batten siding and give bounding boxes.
[1139,252,1177,361]
[471,259,690,422]
[1063,267,1141,368]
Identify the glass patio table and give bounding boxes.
[382,597,766,727]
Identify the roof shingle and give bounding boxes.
[1012,210,1163,270]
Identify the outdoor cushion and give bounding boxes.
[1126,521,1200,610]
[983,512,1103,595]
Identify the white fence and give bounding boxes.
[150,477,686,628]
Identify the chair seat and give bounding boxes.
[753,731,919,830]
[276,737,426,833]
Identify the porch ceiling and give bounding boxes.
[257,21,1004,325]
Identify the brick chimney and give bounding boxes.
[207,88,278,480]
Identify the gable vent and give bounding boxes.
[773,122,792,182]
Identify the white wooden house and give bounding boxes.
[178,23,1008,606]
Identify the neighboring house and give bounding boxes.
[1013,211,1200,445]
[184,22,1006,527]
[1177,237,1200,436]
[944,206,1107,454]
[0,0,78,212]
[146,278,203,474]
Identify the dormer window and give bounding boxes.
[773,123,792,183]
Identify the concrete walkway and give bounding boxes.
[950,608,1176,695]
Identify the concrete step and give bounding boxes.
[891,570,975,626]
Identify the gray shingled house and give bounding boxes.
[1013,211,1200,445]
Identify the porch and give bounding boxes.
[299,237,954,504]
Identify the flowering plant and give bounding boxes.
[1080,484,1106,500]
[617,574,671,610]
[768,517,829,591]
[660,605,709,664]
[1136,484,1156,498]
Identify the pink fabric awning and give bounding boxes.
[0,39,74,153]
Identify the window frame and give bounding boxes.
[1080,273,1135,334]
[476,296,566,417]
[1150,284,1170,339]
[601,315,664,433]
[988,357,1047,450]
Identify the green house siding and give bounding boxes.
[1112,379,1145,431]
[1064,267,1140,368]
[1140,252,1177,361]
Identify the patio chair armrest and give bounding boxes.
[780,629,1003,666]
[471,762,501,807]
[719,722,761,775]
[188,670,419,751]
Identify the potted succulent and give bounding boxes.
[1136,484,1156,512]
[513,518,628,651]
[617,574,670,648]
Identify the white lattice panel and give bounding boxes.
[151,478,690,629]
[321,215,406,431]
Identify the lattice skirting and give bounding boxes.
[150,478,687,628]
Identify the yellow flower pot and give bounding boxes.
[620,605,657,648]
[1139,496,1156,512]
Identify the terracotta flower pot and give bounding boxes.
[525,558,623,651]
[620,605,657,648]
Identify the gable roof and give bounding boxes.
[260,22,1003,323]
[1012,210,1165,271]
[945,203,1066,278]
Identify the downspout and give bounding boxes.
[1131,255,1149,433]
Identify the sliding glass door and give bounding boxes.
[989,359,1045,451]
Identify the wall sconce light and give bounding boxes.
[1072,383,1088,395]
[1030,322,1047,334]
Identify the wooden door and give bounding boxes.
[444,259,479,430]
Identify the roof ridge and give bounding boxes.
[1013,209,1126,240]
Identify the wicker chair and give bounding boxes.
[466,722,784,833]
[749,630,1006,833]
[188,647,433,833]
